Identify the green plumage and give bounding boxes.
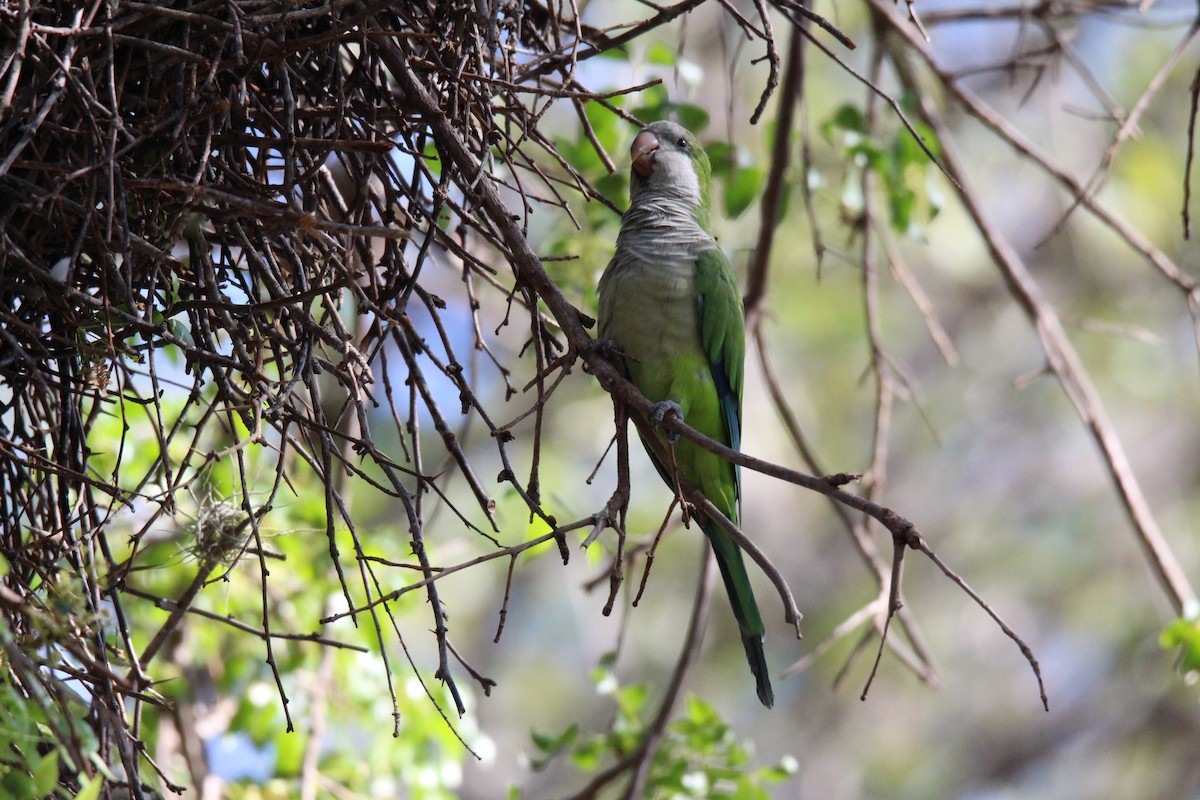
[597,121,773,708]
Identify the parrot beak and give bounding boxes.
[630,130,659,177]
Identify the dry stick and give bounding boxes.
[911,537,1050,712]
[772,0,858,50]
[736,24,931,670]
[120,585,368,650]
[832,626,878,692]
[918,3,1100,24]
[0,6,81,178]
[603,512,627,617]
[746,0,780,124]
[876,1,1199,299]
[343,310,468,726]
[1048,22,1200,238]
[392,44,1003,697]
[861,540,907,701]
[385,458,468,717]
[1184,66,1200,239]
[654,409,1046,703]
[242,473,295,738]
[302,325,371,800]
[744,24,804,325]
[394,325,499,533]
[321,522,594,622]
[0,0,33,112]
[493,554,518,643]
[518,0,710,83]
[877,224,960,366]
[1042,22,1128,129]
[753,328,941,686]
[585,432,618,485]
[901,0,932,41]
[602,403,633,615]
[632,497,682,607]
[855,38,910,701]
[882,21,1199,618]
[446,639,498,696]
[564,546,716,800]
[782,597,884,677]
[687,491,805,636]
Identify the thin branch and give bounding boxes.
[887,35,1198,617]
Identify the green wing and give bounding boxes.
[694,246,745,509]
[694,247,773,708]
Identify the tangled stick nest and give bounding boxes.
[0,1,800,792]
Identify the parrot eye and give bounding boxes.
[677,137,689,150]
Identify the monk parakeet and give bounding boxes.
[597,120,773,708]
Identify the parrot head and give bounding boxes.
[628,120,712,216]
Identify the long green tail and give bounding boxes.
[699,515,774,708]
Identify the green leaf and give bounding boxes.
[630,88,708,132]
[615,683,647,719]
[706,141,733,175]
[757,754,800,782]
[733,777,770,800]
[887,184,917,234]
[1,769,34,799]
[72,775,103,800]
[820,104,866,143]
[531,723,578,756]
[1161,616,1200,673]
[631,84,670,122]
[166,317,194,349]
[646,42,677,66]
[673,104,710,133]
[584,99,624,156]
[32,751,59,797]
[685,695,718,726]
[723,164,763,219]
[567,737,607,772]
[274,727,306,777]
[892,124,928,169]
[422,139,442,178]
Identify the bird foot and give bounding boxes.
[586,337,621,358]
[651,400,683,443]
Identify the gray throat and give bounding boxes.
[617,193,712,264]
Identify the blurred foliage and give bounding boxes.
[0,631,103,800]
[526,653,798,799]
[1161,613,1200,682]
[4,2,1200,799]
[67,398,479,798]
[820,98,943,237]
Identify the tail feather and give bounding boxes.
[701,516,774,708]
[741,631,774,708]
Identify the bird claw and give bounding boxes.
[586,337,621,358]
[652,400,683,443]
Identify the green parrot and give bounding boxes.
[597,120,773,708]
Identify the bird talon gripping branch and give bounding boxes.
[651,399,684,442]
